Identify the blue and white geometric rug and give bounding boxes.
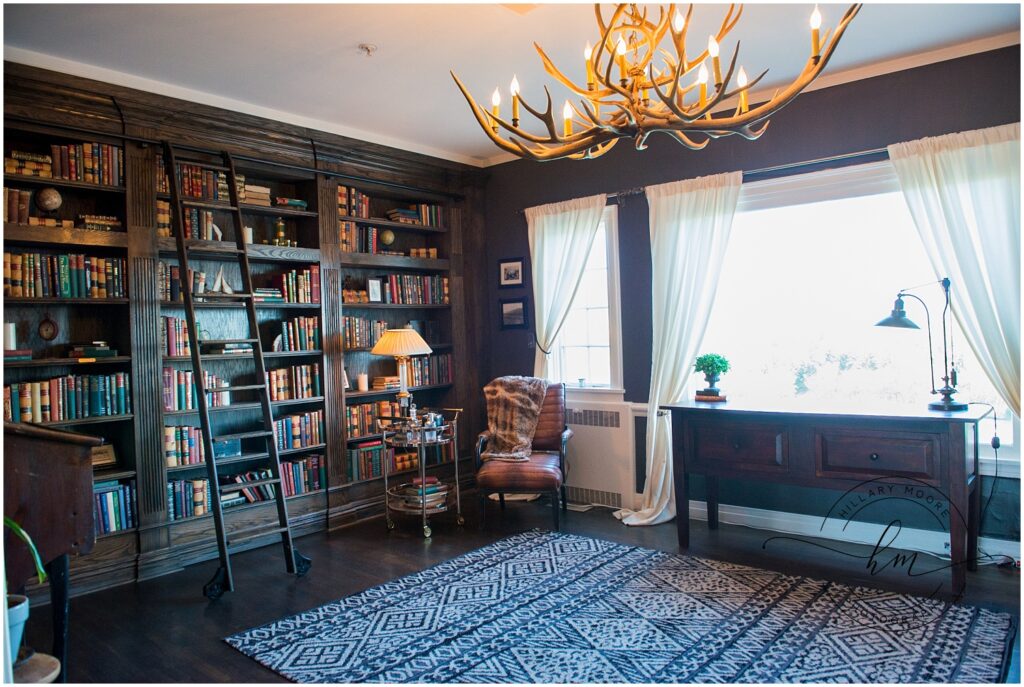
[225,530,1015,683]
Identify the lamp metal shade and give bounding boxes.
[875,296,920,329]
[370,327,433,357]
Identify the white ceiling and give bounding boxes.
[4,3,1020,167]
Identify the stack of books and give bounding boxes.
[372,376,401,390]
[26,217,76,229]
[156,200,172,237]
[244,184,272,207]
[5,151,52,178]
[4,349,32,362]
[385,208,421,225]
[395,477,448,510]
[253,287,284,303]
[78,215,123,232]
[68,341,119,359]
[275,197,307,209]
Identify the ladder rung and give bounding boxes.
[213,429,273,442]
[227,526,289,548]
[181,200,238,211]
[211,384,266,393]
[194,292,254,300]
[181,240,244,254]
[221,477,280,493]
[200,338,259,346]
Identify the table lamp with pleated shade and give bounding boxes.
[370,326,432,410]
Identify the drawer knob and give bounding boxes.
[869,452,880,461]
[732,442,742,450]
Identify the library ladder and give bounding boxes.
[162,142,311,599]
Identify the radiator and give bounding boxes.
[564,400,639,509]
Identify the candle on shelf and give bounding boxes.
[491,88,501,132]
[510,75,520,125]
[616,36,627,82]
[357,373,369,392]
[563,100,573,137]
[810,5,822,59]
[737,67,749,113]
[708,35,722,86]
[584,41,595,88]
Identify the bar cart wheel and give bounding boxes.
[422,525,432,538]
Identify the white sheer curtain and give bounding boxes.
[527,194,607,378]
[616,171,742,526]
[888,123,1021,416]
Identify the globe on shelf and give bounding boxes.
[380,229,396,246]
[35,187,62,212]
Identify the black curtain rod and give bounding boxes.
[5,115,464,200]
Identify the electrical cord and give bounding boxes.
[966,402,1015,567]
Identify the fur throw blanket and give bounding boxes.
[481,376,549,462]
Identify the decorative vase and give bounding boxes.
[702,373,721,396]
[7,594,28,661]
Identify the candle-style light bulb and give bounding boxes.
[616,36,628,81]
[672,9,685,33]
[562,100,573,137]
[490,88,501,131]
[584,41,595,88]
[810,5,822,58]
[737,67,749,113]
[510,74,520,124]
[708,35,722,86]
[697,61,708,111]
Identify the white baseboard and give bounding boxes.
[688,500,1020,562]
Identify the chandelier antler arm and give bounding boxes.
[509,129,621,161]
[659,130,710,150]
[451,71,537,155]
[647,41,740,122]
[534,44,620,100]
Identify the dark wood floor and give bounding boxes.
[24,500,1021,682]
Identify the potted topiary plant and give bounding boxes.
[694,353,730,398]
[5,517,46,663]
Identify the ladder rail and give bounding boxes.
[163,142,235,593]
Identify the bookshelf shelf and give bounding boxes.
[156,237,321,263]
[345,383,453,400]
[94,467,137,481]
[3,224,129,249]
[163,402,263,417]
[338,214,446,234]
[263,350,324,360]
[29,414,134,428]
[4,356,132,368]
[165,443,327,475]
[161,350,323,363]
[160,300,321,311]
[3,174,125,194]
[341,302,451,310]
[162,488,325,527]
[272,396,325,408]
[5,297,129,306]
[240,204,318,218]
[96,528,137,540]
[338,253,450,271]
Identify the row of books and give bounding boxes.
[161,316,194,357]
[340,222,384,254]
[268,363,321,401]
[156,199,171,236]
[386,204,444,227]
[94,480,137,535]
[222,455,326,506]
[279,315,321,351]
[4,372,133,424]
[338,185,371,219]
[345,399,401,438]
[265,265,320,304]
[183,208,219,240]
[164,425,206,467]
[6,144,124,186]
[380,273,450,305]
[408,352,454,387]
[342,316,388,350]
[161,368,231,412]
[157,262,214,302]
[346,439,417,481]
[167,479,209,520]
[4,252,127,299]
[273,410,325,450]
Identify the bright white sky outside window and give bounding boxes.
[557,223,612,387]
[699,190,1013,445]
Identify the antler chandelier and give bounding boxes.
[452,3,861,161]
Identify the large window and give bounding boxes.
[699,163,1016,463]
[549,205,622,390]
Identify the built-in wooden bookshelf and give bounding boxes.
[3,60,485,599]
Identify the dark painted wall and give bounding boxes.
[483,47,1021,542]
[482,47,1021,402]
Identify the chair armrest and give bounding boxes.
[475,430,492,470]
[559,427,573,469]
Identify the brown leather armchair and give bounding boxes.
[475,382,573,530]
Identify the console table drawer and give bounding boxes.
[815,429,940,482]
[690,422,789,474]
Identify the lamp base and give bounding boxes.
[929,387,968,412]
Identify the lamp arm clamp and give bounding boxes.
[896,290,938,395]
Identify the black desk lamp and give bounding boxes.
[876,277,967,412]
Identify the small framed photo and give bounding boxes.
[367,278,383,303]
[498,257,524,288]
[499,298,528,329]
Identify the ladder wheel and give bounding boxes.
[386,519,396,531]
[293,551,312,577]
[422,525,432,538]
[456,515,465,526]
[204,566,229,600]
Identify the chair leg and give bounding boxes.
[561,485,568,511]
[551,491,560,531]
[498,493,506,510]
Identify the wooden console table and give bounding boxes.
[663,399,992,594]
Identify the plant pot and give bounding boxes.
[701,373,721,396]
[7,594,28,660]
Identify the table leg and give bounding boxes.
[674,469,690,549]
[46,554,69,683]
[949,493,968,596]
[706,476,720,530]
[967,477,980,572]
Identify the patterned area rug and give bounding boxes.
[225,530,1015,683]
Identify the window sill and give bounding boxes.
[566,387,626,402]
[980,455,1019,479]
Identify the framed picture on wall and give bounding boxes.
[367,278,383,303]
[498,257,525,288]
[499,298,528,329]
